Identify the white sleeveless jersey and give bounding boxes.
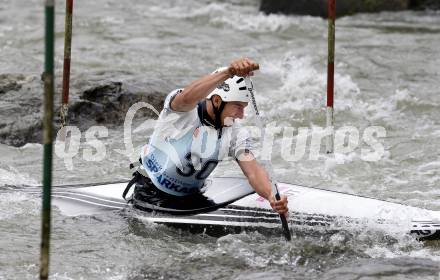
[141,89,253,196]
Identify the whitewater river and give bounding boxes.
[1,0,440,279]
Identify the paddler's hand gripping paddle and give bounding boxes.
[245,75,292,241]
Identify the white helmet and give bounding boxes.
[207,67,250,103]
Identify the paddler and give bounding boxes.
[127,58,288,216]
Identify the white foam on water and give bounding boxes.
[0,143,41,186]
[431,129,440,137]
[213,11,323,33]
[0,166,39,187]
[418,161,440,173]
[98,16,125,25]
[145,2,229,20]
[19,143,43,150]
[0,192,40,220]
[259,54,364,120]
[365,245,440,262]
[144,0,324,34]
[324,152,360,168]
[384,175,410,186]
[216,232,291,267]
[366,88,440,124]
[0,24,13,38]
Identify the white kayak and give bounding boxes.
[45,177,440,240]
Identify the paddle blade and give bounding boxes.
[279,213,291,241]
[275,192,292,241]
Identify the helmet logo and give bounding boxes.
[217,82,230,92]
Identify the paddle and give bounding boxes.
[245,76,292,241]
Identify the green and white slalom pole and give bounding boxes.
[40,0,55,279]
[245,76,292,241]
[326,0,336,154]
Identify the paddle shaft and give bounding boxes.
[245,77,292,241]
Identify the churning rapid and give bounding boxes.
[1,0,440,279]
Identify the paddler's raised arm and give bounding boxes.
[170,68,231,112]
[170,58,259,112]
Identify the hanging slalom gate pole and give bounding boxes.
[40,0,55,279]
[326,0,335,154]
[61,0,73,131]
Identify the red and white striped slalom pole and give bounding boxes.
[326,0,335,154]
[61,0,73,130]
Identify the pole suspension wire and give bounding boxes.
[40,1,55,279]
[326,0,335,154]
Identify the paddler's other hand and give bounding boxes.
[228,58,259,77]
[269,195,289,216]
